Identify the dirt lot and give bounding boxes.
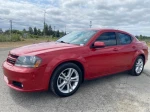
[0,48,150,112]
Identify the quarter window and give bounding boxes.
[96,32,117,46]
[118,33,132,44]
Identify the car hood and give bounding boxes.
[10,42,79,56]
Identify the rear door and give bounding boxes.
[115,32,136,71]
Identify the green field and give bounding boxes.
[0,34,58,48]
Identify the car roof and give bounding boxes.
[89,28,123,32]
[87,28,132,36]
[75,28,133,36]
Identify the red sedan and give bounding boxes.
[2,29,148,97]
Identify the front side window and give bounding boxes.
[57,30,97,45]
[117,33,132,44]
[96,32,117,46]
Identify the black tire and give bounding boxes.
[50,63,82,97]
[130,56,144,76]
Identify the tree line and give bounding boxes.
[135,35,150,39]
[0,23,66,38]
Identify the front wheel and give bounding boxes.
[130,56,144,76]
[50,63,82,97]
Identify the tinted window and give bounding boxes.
[96,32,117,46]
[118,33,132,44]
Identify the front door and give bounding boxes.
[86,32,120,78]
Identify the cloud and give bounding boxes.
[0,9,10,15]
[0,0,150,35]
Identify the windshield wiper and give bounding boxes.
[57,41,70,44]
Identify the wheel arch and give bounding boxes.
[50,60,85,83]
[138,54,145,65]
[130,50,146,70]
[130,53,145,76]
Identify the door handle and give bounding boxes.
[113,48,118,51]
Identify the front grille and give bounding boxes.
[10,54,19,59]
[7,54,18,65]
[7,58,16,64]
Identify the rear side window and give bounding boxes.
[96,32,117,46]
[117,33,132,45]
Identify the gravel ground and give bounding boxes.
[0,48,150,112]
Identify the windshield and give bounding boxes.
[57,30,97,45]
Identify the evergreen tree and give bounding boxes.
[60,31,65,37]
[29,27,33,34]
[37,29,42,35]
[48,25,53,36]
[12,30,21,34]
[140,35,143,39]
[56,30,60,37]
[23,28,26,33]
[34,27,37,35]
[52,31,55,37]
[45,24,48,35]
[43,23,48,35]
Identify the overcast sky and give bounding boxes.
[0,0,150,36]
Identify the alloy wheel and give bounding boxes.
[135,58,144,74]
[57,68,79,94]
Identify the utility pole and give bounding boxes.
[10,20,12,38]
[90,21,92,28]
[65,25,66,35]
[54,26,55,37]
[44,10,46,37]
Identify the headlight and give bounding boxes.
[15,56,42,68]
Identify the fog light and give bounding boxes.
[12,81,23,88]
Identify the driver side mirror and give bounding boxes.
[93,41,105,48]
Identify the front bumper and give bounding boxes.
[2,61,48,92]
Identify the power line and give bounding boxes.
[0,17,66,26]
[0,17,67,32]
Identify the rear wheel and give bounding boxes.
[50,63,82,97]
[130,56,144,76]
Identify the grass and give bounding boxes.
[138,38,150,47]
[0,34,21,42]
[0,37,58,48]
